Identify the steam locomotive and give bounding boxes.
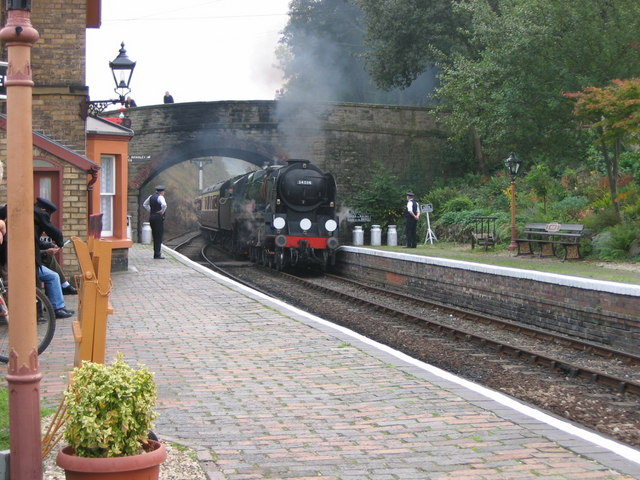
[195,159,339,270]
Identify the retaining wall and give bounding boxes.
[335,247,640,354]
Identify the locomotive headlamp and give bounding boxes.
[300,218,312,231]
[273,216,286,230]
[325,219,337,232]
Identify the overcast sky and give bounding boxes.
[86,0,290,107]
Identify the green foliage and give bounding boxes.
[421,186,460,219]
[591,223,640,260]
[442,196,474,213]
[0,387,7,451]
[359,0,471,89]
[620,151,640,182]
[582,207,621,231]
[349,162,407,228]
[547,196,589,221]
[63,353,157,458]
[437,0,640,161]
[277,0,433,104]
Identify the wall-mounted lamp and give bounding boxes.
[80,43,136,119]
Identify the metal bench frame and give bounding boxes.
[516,222,584,260]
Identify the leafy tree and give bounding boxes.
[358,0,640,171]
[435,0,640,167]
[357,0,472,89]
[524,164,556,214]
[565,78,640,217]
[348,162,406,227]
[278,0,435,105]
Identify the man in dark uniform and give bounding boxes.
[143,185,167,259]
[404,192,420,248]
[33,198,75,317]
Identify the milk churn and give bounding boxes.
[387,225,397,246]
[370,225,382,246]
[141,222,152,244]
[352,225,364,246]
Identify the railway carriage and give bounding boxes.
[196,159,339,270]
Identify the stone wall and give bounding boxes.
[335,247,640,354]
[122,101,444,240]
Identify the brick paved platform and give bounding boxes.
[39,244,640,479]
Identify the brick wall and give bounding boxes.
[1,1,88,152]
[335,248,640,354]
[0,141,87,275]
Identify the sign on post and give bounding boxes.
[346,210,371,223]
[422,203,437,244]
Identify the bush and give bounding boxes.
[442,196,474,213]
[582,207,621,231]
[591,223,640,260]
[63,354,157,458]
[548,196,589,221]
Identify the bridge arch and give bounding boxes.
[122,100,444,240]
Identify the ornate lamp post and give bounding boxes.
[0,1,42,478]
[504,152,522,251]
[80,42,136,119]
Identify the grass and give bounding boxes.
[0,385,57,451]
[363,242,640,285]
[0,387,7,450]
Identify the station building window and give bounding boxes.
[100,154,116,237]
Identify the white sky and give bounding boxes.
[86,0,290,107]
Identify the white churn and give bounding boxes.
[141,222,152,244]
[352,225,364,246]
[370,225,382,246]
[387,225,397,246]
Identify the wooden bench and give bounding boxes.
[516,222,584,260]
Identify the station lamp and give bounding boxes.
[504,152,522,251]
[81,43,136,118]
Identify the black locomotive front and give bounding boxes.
[263,159,339,269]
[196,159,339,270]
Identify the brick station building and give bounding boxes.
[0,0,134,274]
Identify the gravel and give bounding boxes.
[43,438,208,479]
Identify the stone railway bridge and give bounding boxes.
[121,100,444,240]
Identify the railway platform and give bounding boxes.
[39,244,640,479]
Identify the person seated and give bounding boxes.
[33,199,75,318]
[0,201,74,318]
[38,263,74,318]
[40,240,77,295]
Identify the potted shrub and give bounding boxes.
[56,353,166,479]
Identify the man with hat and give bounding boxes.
[35,198,77,295]
[404,191,420,248]
[33,198,75,318]
[143,185,168,259]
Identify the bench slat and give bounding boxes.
[517,222,585,260]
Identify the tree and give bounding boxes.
[348,162,407,227]
[436,0,640,166]
[565,78,640,217]
[358,0,640,171]
[277,0,436,105]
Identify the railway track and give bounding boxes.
[173,234,640,448]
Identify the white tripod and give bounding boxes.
[422,203,437,245]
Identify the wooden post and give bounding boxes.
[71,236,113,365]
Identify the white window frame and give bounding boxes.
[100,154,116,237]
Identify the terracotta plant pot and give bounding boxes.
[56,439,167,480]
